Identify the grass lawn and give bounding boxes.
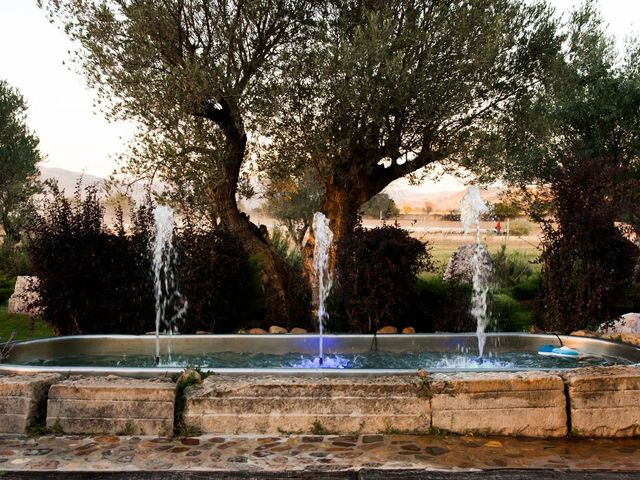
[0,305,53,341]
[421,233,541,273]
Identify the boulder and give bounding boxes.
[290,328,308,334]
[402,327,415,334]
[602,313,640,334]
[377,325,398,334]
[247,328,268,335]
[443,244,492,284]
[7,276,41,317]
[268,325,287,334]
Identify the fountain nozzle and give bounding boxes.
[155,356,160,366]
[319,356,324,366]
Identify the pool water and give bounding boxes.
[22,349,632,370]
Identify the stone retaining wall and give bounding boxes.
[0,374,61,433]
[46,376,176,436]
[430,371,567,437]
[565,366,640,437]
[0,367,639,437]
[183,375,431,434]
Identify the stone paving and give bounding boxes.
[0,433,639,474]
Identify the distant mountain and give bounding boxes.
[385,186,502,212]
[40,167,105,193]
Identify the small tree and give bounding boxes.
[540,157,639,333]
[262,168,322,249]
[360,193,399,219]
[0,80,41,243]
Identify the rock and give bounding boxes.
[377,325,398,334]
[247,328,268,335]
[7,276,41,317]
[268,325,287,334]
[195,330,211,335]
[402,327,415,334]
[290,328,308,334]
[443,244,492,284]
[602,313,640,334]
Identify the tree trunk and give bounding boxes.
[303,174,367,306]
[210,130,310,330]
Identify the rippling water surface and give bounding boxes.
[22,349,631,370]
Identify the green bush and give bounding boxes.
[491,246,539,291]
[0,238,32,278]
[413,274,475,333]
[327,225,432,333]
[507,218,533,236]
[490,292,534,332]
[0,275,15,305]
[270,227,302,271]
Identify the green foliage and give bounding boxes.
[0,237,32,277]
[263,169,322,248]
[492,2,640,185]
[310,420,335,436]
[491,246,537,290]
[262,0,560,266]
[0,274,15,305]
[173,368,212,436]
[490,292,534,332]
[177,224,267,333]
[29,184,156,335]
[0,80,42,243]
[489,202,520,220]
[540,157,639,333]
[360,193,399,219]
[414,274,474,333]
[270,227,302,271]
[327,225,433,333]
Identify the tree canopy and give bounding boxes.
[0,80,42,243]
[484,1,640,184]
[40,0,316,324]
[261,0,561,264]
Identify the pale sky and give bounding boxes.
[1,1,638,192]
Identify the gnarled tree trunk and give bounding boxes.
[210,125,309,329]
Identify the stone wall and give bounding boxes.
[183,375,431,435]
[565,366,640,437]
[0,374,62,433]
[46,376,176,436]
[0,367,637,437]
[430,371,567,437]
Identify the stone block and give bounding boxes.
[183,375,430,434]
[565,366,640,437]
[430,371,567,437]
[47,376,176,436]
[0,374,62,433]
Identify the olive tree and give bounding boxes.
[261,0,561,275]
[0,80,41,243]
[40,0,316,325]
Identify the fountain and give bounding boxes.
[460,186,492,359]
[312,212,334,366]
[151,205,188,365]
